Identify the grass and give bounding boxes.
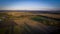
[0,12,59,34]
[0,27,9,34]
[31,15,59,26]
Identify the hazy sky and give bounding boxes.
[0,0,60,10]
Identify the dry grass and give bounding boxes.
[0,12,59,34]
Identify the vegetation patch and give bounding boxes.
[31,16,59,26]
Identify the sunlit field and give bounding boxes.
[0,11,60,34]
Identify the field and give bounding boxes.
[0,11,60,34]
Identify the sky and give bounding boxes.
[0,0,60,10]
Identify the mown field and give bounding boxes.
[0,12,60,34]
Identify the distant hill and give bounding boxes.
[0,10,60,14]
[29,11,60,14]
